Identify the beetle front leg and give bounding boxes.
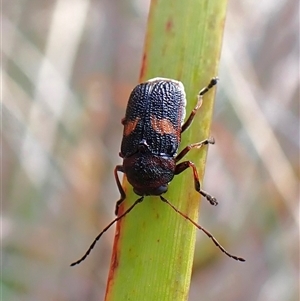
[114,165,126,215]
[175,138,215,163]
[175,161,218,206]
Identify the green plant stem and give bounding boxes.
[105,0,228,300]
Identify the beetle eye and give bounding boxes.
[133,185,168,196]
[152,185,168,195]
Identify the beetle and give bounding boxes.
[70,77,245,266]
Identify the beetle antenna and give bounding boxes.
[70,196,144,266]
[160,196,245,262]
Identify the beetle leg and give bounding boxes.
[181,77,218,133]
[114,165,126,215]
[175,161,218,206]
[175,137,215,163]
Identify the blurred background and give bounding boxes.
[2,0,299,300]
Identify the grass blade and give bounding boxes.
[105,1,228,300]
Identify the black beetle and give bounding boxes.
[71,77,245,266]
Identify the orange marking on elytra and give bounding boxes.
[124,118,140,136]
[151,117,176,135]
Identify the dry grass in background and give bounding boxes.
[2,0,299,300]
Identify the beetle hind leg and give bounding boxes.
[181,77,218,133]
